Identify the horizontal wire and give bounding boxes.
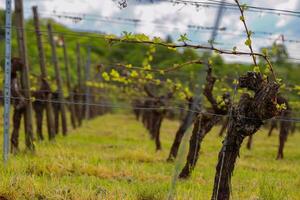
[0,25,296,66]
[22,9,300,45]
[4,11,300,45]
[161,0,300,17]
[25,89,190,106]
[5,86,300,114]
[25,0,300,17]
[32,10,227,32]
[0,57,205,79]
[3,26,300,63]
[0,25,230,48]
[3,95,300,123]
[2,24,300,58]
[1,53,298,92]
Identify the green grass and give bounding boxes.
[0,113,300,200]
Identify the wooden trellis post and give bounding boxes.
[47,23,68,136]
[32,6,56,140]
[76,43,83,125]
[85,46,91,119]
[62,36,77,129]
[15,0,35,151]
[77,43,83,90]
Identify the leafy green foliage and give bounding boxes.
[177,33,191,43]
[245,38,252,47]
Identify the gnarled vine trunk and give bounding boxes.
[179,113,222,178]
[218,117,228,137]
[276,96,291,160]
[178,66,231,178]
[132,99,143,121]
[268,120,277,137]
[211,72,279,200]
[246,135,253,150]
[167,97,199,162]
[142,85,173,151]
[290,121,296,134]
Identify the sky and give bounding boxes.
[1,0,300,63]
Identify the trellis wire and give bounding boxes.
[3,95,300,123]
[3,24,300,48]
[161,0,300,17]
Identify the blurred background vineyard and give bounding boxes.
[1,8,300,105]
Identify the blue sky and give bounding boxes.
[1,0,300,63]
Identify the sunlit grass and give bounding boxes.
[0,113,299,199]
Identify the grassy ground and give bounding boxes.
[0,113,300,200]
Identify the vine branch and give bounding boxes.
[235,0,277,81]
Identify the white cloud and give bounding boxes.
[248,0,298,28]
[0,1,4,9]
[20,0,120,27]
[275,0,298,27]
[0,0,11,9]
[133,2,216,38]
[30,0,119,16]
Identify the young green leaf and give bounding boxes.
[253,66,260,73]
[262,48,268,56]
[178,33,191,43]
[241,4,249,11]
[245,38,252,46]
